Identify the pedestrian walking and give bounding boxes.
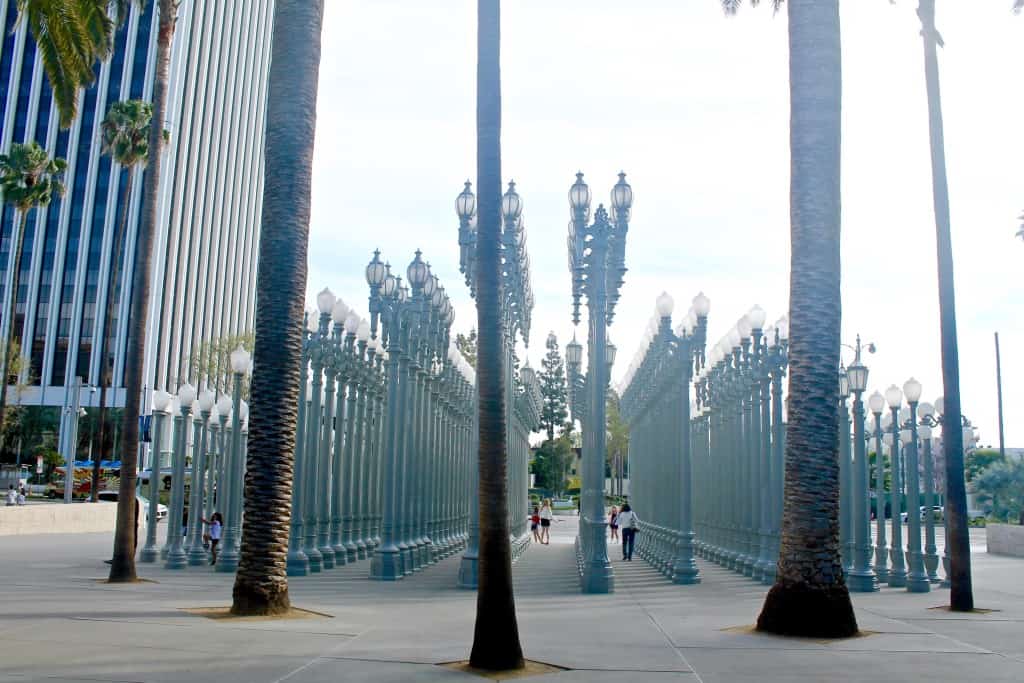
[617,503,639,561]
[17,486,26,506]
[531,506,541,543]
[539,499,553,545]
[5,484,17,506]
[203,512,223,565]
[608,505,619,543]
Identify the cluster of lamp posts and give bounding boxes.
[841,362,979,593]
[455,176,542,584]
[283,250,478,581]
[139,345,252,573]
[618,292,976,594]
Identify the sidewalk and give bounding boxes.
[0,518,1021,681]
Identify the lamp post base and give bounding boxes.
[458,552,478,589]
[369,545,402,581]
[138,544,158,564]
[165,546,188,570]
[847,570,879,592]
[286,549,309,577]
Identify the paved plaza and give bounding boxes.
[0,518,1022,682]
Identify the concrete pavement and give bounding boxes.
[0,518,1021,681]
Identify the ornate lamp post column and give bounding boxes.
[868,390,889,583]
[187,389,215,566]
[328,300,351,564]
[885,384,907,587]
[902,377,931,593]
[917,401,940,582]
[567,171,632,594]
[838,367,852,573]
[139,390,170,563]
[166,384,196,569]
[303,308,327,573]
[286,326,311,576]
[846,342,877,592]
[368,261,405,581]
[216,346,251,573]
[339,311,361,565]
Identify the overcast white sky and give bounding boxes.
[307,1,1023,447]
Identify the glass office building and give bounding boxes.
[0,0,272,417]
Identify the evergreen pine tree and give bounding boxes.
[539,332,568,442]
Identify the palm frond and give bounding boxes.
[0,142,67,212]
[16,0,121,128]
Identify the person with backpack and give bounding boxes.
[616,503,639,561]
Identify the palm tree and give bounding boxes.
[468,0,525,671]
[914,0,976,612]
[0,143,66,432]
[720,0,857,637]
[89,100,153,502]
[108,0,181,584]
[230,0,325,616]
[17,0,139,127]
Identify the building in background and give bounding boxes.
[0,0,271,457]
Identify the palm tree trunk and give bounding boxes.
[916,0,972,612]
[230,0,325,616]
[0,210,30,432]
[92,171,134,502]
[109,0,180,583]
[469,0,524,671]
[756,0,857,638]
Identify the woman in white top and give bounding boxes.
[539,499,553,545]
[616,504,639,561]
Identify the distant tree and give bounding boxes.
[0,143,66,431]
[184,331,255,398]
[606,391,628,489]
[538,333,568,442]
[965,449,1004,484]
[456,328,478,369]
[531,435,573,496]
[974,459,1024,522]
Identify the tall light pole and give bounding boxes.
[567,171,632,594]
[900,377,930,592]
[868,390,889,583]
[139,389,170,563]
[884,384,907,587]
[846,341,877,592]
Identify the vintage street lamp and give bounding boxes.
[139,389,171,563]
[165,383,196,569]
[846,339,877,592]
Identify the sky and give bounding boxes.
[307,1,1024,447]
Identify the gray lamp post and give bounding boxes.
[286,318,312,576]
[868,389,889,583]
[368,262,405,581]
[165,383,196,569]
[215,345,251,573]
[568,171,632,594]
[900,377,931,592]
[916,401,940,582]
[846,341,877,592]
[838,367,852,574]
[884,384,908,587]
[139,390,170,563]
[327,300,351,564]
[160,394,183,561]
[187,389,215,566]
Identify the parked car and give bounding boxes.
[96,490,168,522]
[900,505,944,523]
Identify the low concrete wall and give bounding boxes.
[0,501,121,536]
[986,523,1024,558]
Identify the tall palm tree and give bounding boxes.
[230,0,325,616]
[89,99,153,502]
[0,143,66,432]
[17,0,138,127]
[108,0,180,584]
[914,0,976,612]
[721,0,857,637]
[469,0,525,671]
